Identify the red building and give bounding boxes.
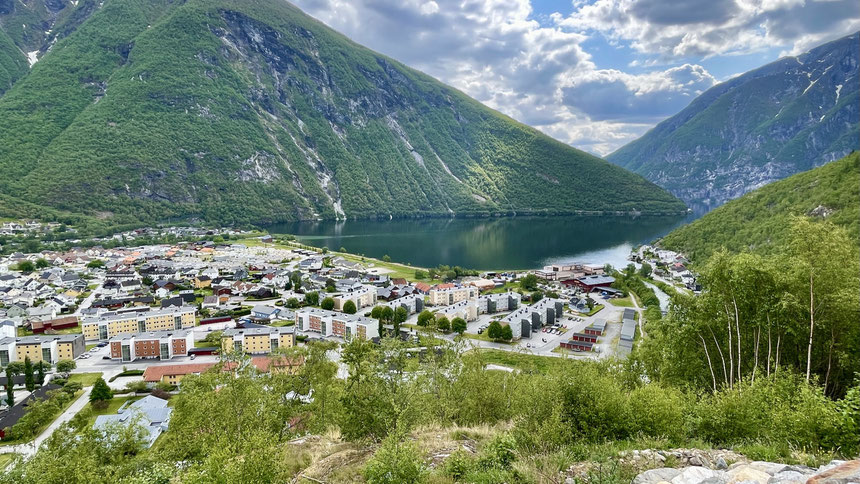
[568,332,599,343]
[563,275,616,292]
[30,316,79,334]
[559,340,594,352]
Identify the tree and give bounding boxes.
[381,306,394,323]
[416,310,434,327]
[487,321,502,340]
[283,280,292,291]
[15,260,35,273]
[37,363,45,386]
[382,255,391,263]
[5,361,24,376]
[520,273,539,291]
[290,272,302,291]
[394,306,408,333]
[500,325,513,341]
[56,359,76,374]
[304,291,320,306]
[24,357,35,391]
[427,268,438,280]
[321,247,329,254]
[437,317,451,332]
[443,270,457,282]
[639,262,653,278]
[371,306,384,319]
[531,291,543,303]
[4,366,13,407]
[320,297,335,310]
[343,300,357,314]
[452,317,467,335]
[90,377,114,409]
[414,270,427,280]
[35,258,50,269]
[86,259,104,269]
[286,297,300,309]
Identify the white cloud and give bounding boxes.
[290,0,857,155]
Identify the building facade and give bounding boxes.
[109,330,193,362]
[220,327,296,355]
[428,286,478,306]
[82,307,196,341]
[294,308,379,340]
[0,333,85,365]
[333,285,378,311]
[477,292,521,314]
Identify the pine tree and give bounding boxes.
[90,377,114,409]
[37,362,45,386]
[24,357,35,392]
[4,366,13,407]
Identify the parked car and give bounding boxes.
[102,355,111,360]
[190,354,196,360]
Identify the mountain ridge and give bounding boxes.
[0,0,684,227]
[607,32,859,210]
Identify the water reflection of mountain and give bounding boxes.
[268,214,694,270]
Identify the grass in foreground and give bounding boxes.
[68,372,103,387]
[465,348,558,373]
[78,396,140,429]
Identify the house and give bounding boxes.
[559,340,594,352]
[584,319,606,336]
[27,305,57,322]
[0,320,16,339]
[93,395,172,448]
[201,296,219,309]
[381,294,424,315]
[429,286,478,306]
[498,298,565,340]
[30,316,79,334]
[0,334,86,365]
[333,285,378,311]
[251,305,281,322]
[143,362,217,385]
[192,276,212,289]
[477,292,521,314]
[434,299,479,323]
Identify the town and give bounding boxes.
[0,226,695,455]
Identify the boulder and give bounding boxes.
[807,459,860,484]
[634,468,682,484]
[671,466,725,484]
[727,465,772,484]
[768,469,813,484]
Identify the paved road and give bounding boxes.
[0,386,93,458]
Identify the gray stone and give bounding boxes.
[634,468,682,484]
[768,470,812,484]
[727,466,771,484]
[715,458,728,470]
[671,466,724,484]
[746,462,789,475]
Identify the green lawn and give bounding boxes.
[0,453,18,470]
[68,372,103,387]
[79,396,140,429]
[484,282,520,294]
[460,331,514,345]
[108,370,144,382]
[465,349,558,373]
[85,343,97,351]
[571,304,605,317]
[269,320,295,327]
[611,297,635,308]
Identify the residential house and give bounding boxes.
[109,330,193,362]
[220,326,295,355]
[81,306,196,341]
[93,395,172,448]
[0,333,86,365]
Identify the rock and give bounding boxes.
[690,457,704,467]
[634,468,682,484]
[807,459,860,484]
[768,470,813,484]
[565,478,575,484]
[746,462,790,475]
[671,466,724,484]
[727,466,772,484]
[716,458,728,470]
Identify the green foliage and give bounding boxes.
[286,297,300,309]
[23,357,34,391]
[320,297,335,310]
[363,433,426,484]
[343,299,357,314]
[55,359,77,373]
[416,310,434,327]
[13,260,34,272]
[89,377,113,407]
[437,317,450,332]
[487,320,502,340]
[451,317,467,334]
[304,291,319,306]
[661,153,860,260]
[520,273,539,291]
[500,325,513,341]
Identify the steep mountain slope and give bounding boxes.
[659,152,859,260]
[608,32,859,210]
[0,0,684,227]
[0,26,26,93]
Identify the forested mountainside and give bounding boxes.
[0,0,683,227]
[608,32,859,210]
[658,152,859,260]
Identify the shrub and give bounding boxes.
[320,297,335,310]
[477,432,517,470]
[628,384,687,443]
[363,434,425,484]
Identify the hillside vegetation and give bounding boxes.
[659,152,859,260]
[0,0,683,227]
[608,32,858,209]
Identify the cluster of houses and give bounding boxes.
[559,318,606,352]
[633,245,699,291]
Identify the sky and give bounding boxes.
[291,0,860,156]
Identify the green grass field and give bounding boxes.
[78,396,140,429]
[68,372,103,387]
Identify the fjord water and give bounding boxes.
[270,215,695,270]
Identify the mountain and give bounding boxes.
[0,0,684,228]
[607,33,859,211]
[658,152,859,260]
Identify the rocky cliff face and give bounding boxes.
[0,0,683,226]
[608,32,859,210]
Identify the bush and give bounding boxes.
[343,300,357,314]
[89,378,113,407]
[304,291,320,306]
[125,380,149,393]
[477,432,516,470]
[320,297,335,310]
[628,384,687,443]
[62,381,83,395]
[363,434,425,484]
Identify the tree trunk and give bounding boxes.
[824,325,835,392]
[775,332,781,371]
[805,273,815,383]
[709,326,728,386]
[733,296,742,383]
[766,318,772,377]
[752,326,760,383]
[700,334,717,392]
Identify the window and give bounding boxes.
[121,345,131,362]
[234,341,242,353]
[0,350,9,367]
[271,338,278,351]
[99,325,108,341]
[160,343,170,360]
[42,348,52,362]
[138,320,146,333]
[174,316,182,329]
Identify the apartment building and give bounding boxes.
[294,308,379,340]
[381,293,424,315]
[82,306,196,341]
[0,333,85,366]
[477,292,521,314]
[220,326,296,355]
[109,330,193,362]
[333,285,378,311]
[499,298,565,340]
[428,286,478,306]
[433,299,479,322]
